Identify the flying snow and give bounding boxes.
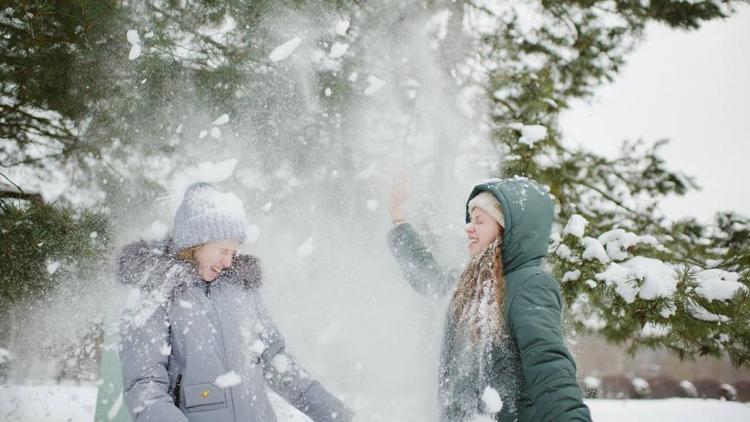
[508,124,547,147]
[329,42,350,58]
[245,225,260,243]
[269,37,302,62]
[46,260,61,275]
[335,20,350,36]
[271,354,291,373]
[364,75,386,96]
[143,220,169,241]
[160,343,172,356]
[212,113,230,126]
[481,386,503,413]
[297,237,314,257]
[126,29,142,60]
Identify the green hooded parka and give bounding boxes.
[388,177,591,422]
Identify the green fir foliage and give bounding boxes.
[0,198,109,311]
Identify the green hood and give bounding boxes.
[465,177,554,274]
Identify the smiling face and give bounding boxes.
[465,207,501,257]
[192,239,240,282]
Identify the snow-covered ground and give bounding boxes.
[1,384,750,421]
[586,398,750,421]
[0,384,97,422]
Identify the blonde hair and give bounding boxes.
[450,226,506,345]
[177,245,199,263]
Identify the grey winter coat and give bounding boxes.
[118,241,354,422]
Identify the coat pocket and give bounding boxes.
[182,382,227,412]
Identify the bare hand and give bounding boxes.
[389,172,411,223]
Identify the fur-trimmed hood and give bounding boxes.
[117,239,262,292]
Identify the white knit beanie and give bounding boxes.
[172,182,247,251]
[467,191,505,228]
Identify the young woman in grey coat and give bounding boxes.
[119,182,354,422]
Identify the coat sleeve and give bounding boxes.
[508,273,591,422]
[119,291,186,422]
[387,223,458,298]
[252,292,355,422]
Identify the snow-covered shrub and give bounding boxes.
[551,206,750,365]
[720,383,737,401]
[679,380,699,398]
[631,378,651,399]
[0,347,12,384]
[581,375,602,398]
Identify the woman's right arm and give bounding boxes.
[387,173,457,298]
[119,296,187,422]
[387,222,457,298]
[117,242,187,422]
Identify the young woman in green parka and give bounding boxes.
[387,176,591,422]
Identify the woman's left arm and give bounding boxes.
[252,292,355,422]
[508,272,591,422]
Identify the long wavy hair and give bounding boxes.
[450,226,506,346]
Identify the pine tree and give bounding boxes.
[1,0,748,368]
[471,0,750,365]
[0,194,109,312]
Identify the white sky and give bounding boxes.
[560,4,750,222]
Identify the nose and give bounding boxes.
[221,256,232,269]
[464,223,474,234]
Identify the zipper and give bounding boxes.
[203,283,236,422]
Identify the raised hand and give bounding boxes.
[389,172,411,224]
